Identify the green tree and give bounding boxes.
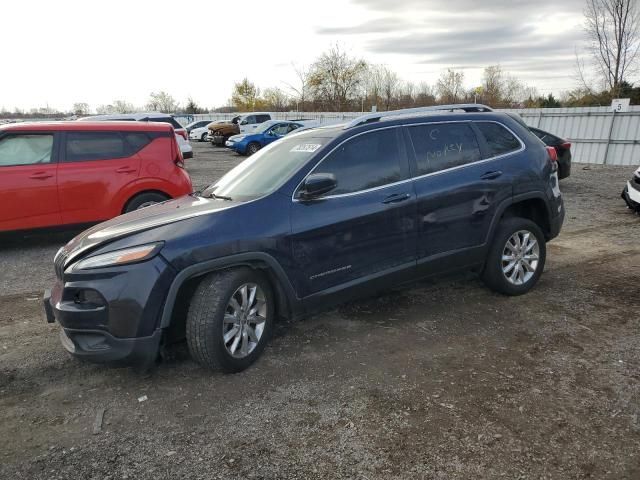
[231,78,260,111]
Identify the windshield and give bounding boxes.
[202,135,329,201]
[254,122,279,134]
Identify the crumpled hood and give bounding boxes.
[58,195,242,266]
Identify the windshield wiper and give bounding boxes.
[208,192,233,201]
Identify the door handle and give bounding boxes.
[382,193,411,204]
[480,170,503,180]
[29,172,53,180]
[115,166,136,174]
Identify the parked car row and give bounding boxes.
[225,120,307,155]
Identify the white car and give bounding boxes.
[79,112,193,159]
[189,125,212,142]
[237,112,273,133]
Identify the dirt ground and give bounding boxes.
[1,142,639,479]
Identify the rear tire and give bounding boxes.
[482,217,546,296]
[124,192,169,213]
[186,268,274,373]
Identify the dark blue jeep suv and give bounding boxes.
[43,105,565,372]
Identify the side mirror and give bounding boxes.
[299,173,337,199]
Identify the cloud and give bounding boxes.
[314,0,586,90]
[317,17,411,35]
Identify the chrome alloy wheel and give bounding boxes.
[223,283,267,358]
[501,230,540,285]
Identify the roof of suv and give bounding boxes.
[0,121,175,132]
[288,109,529,143]
[79,112,176,121]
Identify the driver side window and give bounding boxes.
[313,128,406,195]
[269,124,290,136]
[0,134,54,166]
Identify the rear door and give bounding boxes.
[57,131,142,224]
[290,127,417,300]
[0,132,61,231]
[408,121,514,271]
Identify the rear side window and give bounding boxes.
[256,114,271,123]
[314,128,405,195]
[65,132,128,162]
[0,134,54,166]
[123,132,152,153]
[530,128,560,146]
[409,123,481,175]
[476,122,521,157]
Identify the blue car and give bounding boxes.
[225,120,304,155]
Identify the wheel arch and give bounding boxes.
[121,189,171,214]
[159,253,301,332]
[488,193,553,244]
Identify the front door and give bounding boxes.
[0,132,61,231]
[289,127,417,300]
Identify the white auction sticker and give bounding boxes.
[291,143,321,153]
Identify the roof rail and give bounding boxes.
[344,104,494,129]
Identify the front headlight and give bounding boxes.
[69,242,164,272]
[231,136,245,142]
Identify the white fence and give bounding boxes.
[178,107,640,167]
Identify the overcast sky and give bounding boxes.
[2,0,587,111]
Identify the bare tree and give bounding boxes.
[380,66,400,110]
[364,65,384,110]
[307,44,368,111]
[284,64,310,111]
[436,68,465,103]
[72,102,90,116]
[146,91,179,113]
[482,65,506,106]
[415,82,436,106]
[262,87,291,111]
[584,0,640,95]
[97,100,136,114]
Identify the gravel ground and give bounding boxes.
[1,142,639,479]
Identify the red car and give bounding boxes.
[0,121,193,232]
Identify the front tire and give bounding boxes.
[186,268,274,373]
[482,217,546,296]
[200,132,208,142]
[246,142,261,156]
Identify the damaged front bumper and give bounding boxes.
[622,179,640,212]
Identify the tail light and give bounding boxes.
[560,141,571,151]
[176,130,188,141]
[546,146,558,172]
[173,135,185,168]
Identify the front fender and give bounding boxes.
[159,252,302,329]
